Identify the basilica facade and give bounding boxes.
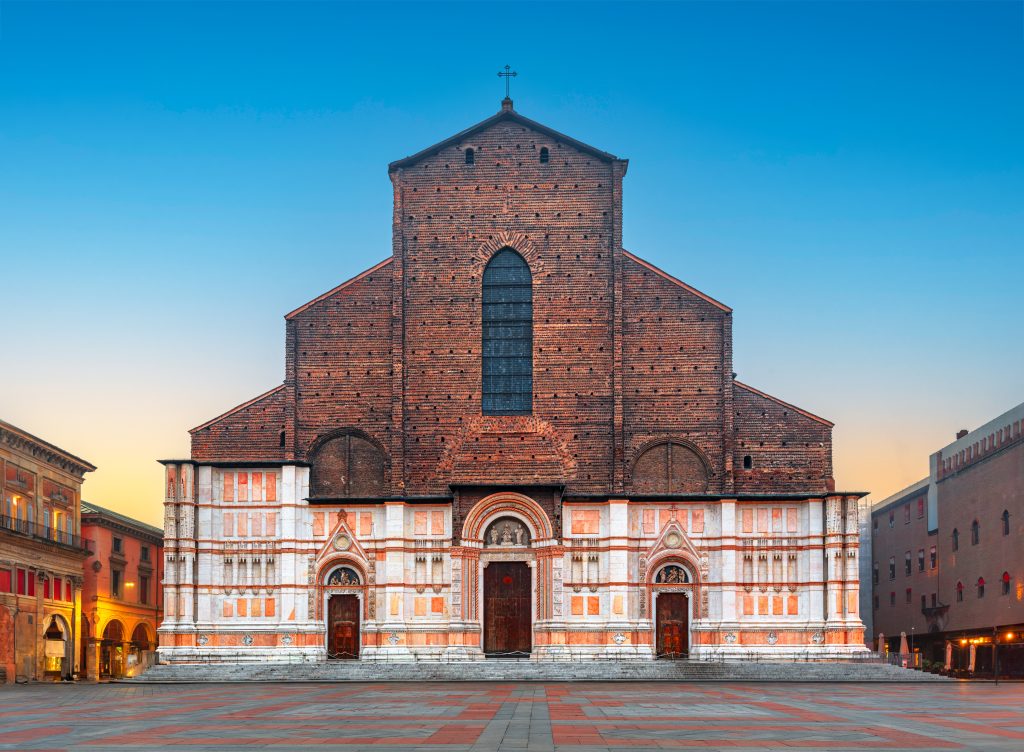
[158,99,867,663]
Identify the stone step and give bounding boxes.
[130,660,949,683]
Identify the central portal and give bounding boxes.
[483,561,531,656]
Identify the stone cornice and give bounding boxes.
[0,421,96,478]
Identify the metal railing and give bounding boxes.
[0,514,91,552]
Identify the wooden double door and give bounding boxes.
[656,592,689,658]
[328,594,360,659]
[483,561,532,656]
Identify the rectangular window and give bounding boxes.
[918,549,925,572]
[140,545,150,562]
[929,546,937,569]
[872,563,879,585]
[904,505,911,524]
[223,472,234,502]
[112,569,122,598]
[917,498,925,518]
[113,537,123,554]
[27,571,34,597]
[0,569,10,592]
[889,558,895,580]
[54,577,62,600]
[237,473,248,502]
[873,517,878,530]
[265,472,277,502]
[889,511,894,528]
[904,552,912,576]
[921,594,926,610]
[931,593,937,607]
[16,568,26,595]
[65,581,72,601]
[139,575,149,605]
[873,595,879,610]
[890,591,896,606]
[905,588,912,604]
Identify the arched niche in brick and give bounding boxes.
[309,430,388,498]
[631,440,710,494]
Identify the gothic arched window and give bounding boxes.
[465,147,475,165]
[482,248,532,415]
[1002,509,1010,536]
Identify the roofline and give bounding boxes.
[622,251,732,313]
[80,500,165,538]
[284,257,393,320]
[0,419,96,473]
[387,106,621,172]
[870,477,930,514]
[733,380,834,428]
[189,384,285,434]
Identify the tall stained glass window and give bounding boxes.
[482,248,532,415]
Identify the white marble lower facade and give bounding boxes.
[157,462,868,663]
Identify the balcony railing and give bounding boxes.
[0,514,91,552]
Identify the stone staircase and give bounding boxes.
[130,659,948,683]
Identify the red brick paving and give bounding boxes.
[0,681,1023,750]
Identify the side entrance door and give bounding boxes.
[328,594,360,659]
[656,592,689,658]
[483,561,531,656]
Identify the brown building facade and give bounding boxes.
[81,502,164,679]
[0,419,94,682]
[871,401,1024,676]
[160,100,867,663]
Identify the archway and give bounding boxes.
[482,517,532,656]
[100,620,126,678]
[42,614,71,679]
[131,622,153,651]
[457,492,555,655]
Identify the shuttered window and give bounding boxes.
[482,249,532,415]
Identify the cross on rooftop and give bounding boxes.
[498,64,517,99]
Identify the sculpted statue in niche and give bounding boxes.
[484,517,530,547]
[325,566,361,586]
[655,565,690,584]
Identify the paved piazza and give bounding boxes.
[2,681,1023,751]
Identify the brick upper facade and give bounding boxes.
[189,102,837,501]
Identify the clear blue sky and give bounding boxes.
[2,1,1022,523]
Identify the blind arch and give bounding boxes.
[482,248,532,415]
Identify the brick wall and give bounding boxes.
[188,108,835,501]
[939,440,1024,632]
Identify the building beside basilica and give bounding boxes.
[158,98,867,663]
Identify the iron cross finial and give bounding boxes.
[498,64,517,99]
